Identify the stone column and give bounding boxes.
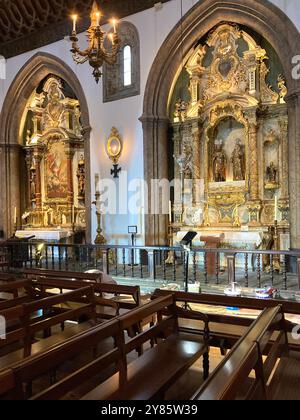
[140,115,169,246]
[286,93,300,250]
[278,116,289,200]
[0,142,22,237]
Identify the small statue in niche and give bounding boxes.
[77,155,85,202]
[278,75,287,104]
[266,162,278,185]
[213,141,227,182]
[231,139,245,181]
[174,99,188,122]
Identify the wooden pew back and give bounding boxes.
[22,269,102,283]
[4,319,121,400]
[192,306,287,400]
[0,286,97,358]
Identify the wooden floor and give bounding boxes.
[269,352,300,400]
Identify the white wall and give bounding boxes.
[0,0,299,245]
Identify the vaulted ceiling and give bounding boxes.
[0,0,171,58]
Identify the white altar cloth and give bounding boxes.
[16,230,72,241]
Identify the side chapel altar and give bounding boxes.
[170,24,290,255]
[16,76,86,243]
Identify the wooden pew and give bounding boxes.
[0,286,100,371]
[192,305,288,400]
[81,295,210,401]
[1,295,210,400]
[1,319,121,400]
[22,268,103,284]
[0,280,39,312]
[31,277,141,319]
[153,289,300,351]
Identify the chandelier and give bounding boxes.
[70,1,120,83]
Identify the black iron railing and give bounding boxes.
[1,241,300,292]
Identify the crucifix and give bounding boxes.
[111,164,121,179]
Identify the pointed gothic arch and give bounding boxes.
[0,52,92,239]
[141,0,300,248]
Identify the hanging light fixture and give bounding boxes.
[70,0,120,83]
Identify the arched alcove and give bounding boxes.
[0,52,92,239]
[141,0,300,248]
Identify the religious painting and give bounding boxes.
[46,142,68,200]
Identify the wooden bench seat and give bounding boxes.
[0,320,95,371]
[82,334,207,401]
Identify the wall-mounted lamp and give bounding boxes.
[106,127,123,178]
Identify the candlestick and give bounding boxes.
[72,15,77,32]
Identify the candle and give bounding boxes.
[14,207,17,225]
[111,18,117,33]
[72,15,77,32]
[169,200,172,223]
[95,12,100,27]
[109,33,114,45]
[274,196,278,221]
[95,174,100,193]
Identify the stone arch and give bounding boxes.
[141,0,300,247]
[0,52,92,239]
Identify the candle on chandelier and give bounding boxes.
[95,12,100,27]
[111,18,117,33]
[72,15,77,32]
[108,33,115,45]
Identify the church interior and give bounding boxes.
[1,0,300,402]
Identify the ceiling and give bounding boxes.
[0,0,171,58]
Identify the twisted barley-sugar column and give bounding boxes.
[65,148,75,205]
[34,150,43,208]
[192,124,201,205]
[279,117,289,199]
[248,122,259,201]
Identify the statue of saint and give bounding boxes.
[231,139,245,181]
[266,162,277,184]
[213,142,227,182]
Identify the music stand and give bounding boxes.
[180,232,198,300]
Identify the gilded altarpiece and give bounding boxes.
[22,77,86,234]
[171,24,289,249]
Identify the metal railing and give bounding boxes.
[2,241,300,292]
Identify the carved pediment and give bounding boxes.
[183,23,281,120]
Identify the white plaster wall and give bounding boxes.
[0,0,299,245]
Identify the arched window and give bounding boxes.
[123,45,132,87]
[103,22,140,102]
